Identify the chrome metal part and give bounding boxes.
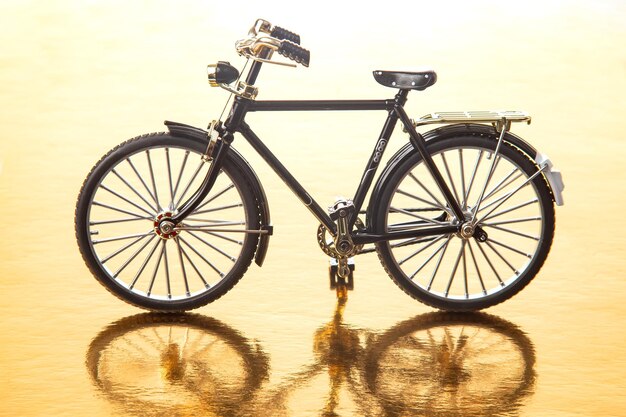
[202,120,222,162]
[248,18,272,37]
[216,80,259,100]
[459,222,475,239]
[174,226,270,234]
[404,110,532,132]
[207,64,219,87]
[317,217,365,259]
[535,153,565,206]
[154,212,179,240]
[235,20,298,68]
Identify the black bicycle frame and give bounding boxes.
[171,60,464,243]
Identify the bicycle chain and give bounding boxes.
[316,218,365,258]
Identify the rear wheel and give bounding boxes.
[75,133,260,311]
[373,135,555,311]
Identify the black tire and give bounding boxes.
[362,312,536,417]
[86,313,269,416]
[373,135,555,311]
[75,133,260,311]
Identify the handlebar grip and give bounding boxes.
[270,26,300,45]
[277,40,310,67]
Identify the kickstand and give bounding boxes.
[329,258,354,291]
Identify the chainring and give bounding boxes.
[317,218,365,258]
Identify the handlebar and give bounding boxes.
[277,40,310,67]
[237,19,309,68]
[270,26,300,45]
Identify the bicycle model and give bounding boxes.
[75,19,564,312]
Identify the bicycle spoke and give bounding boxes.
[482,216,541,227]
[391,236,437,249]
[483,224,539,241]
[485,240,519,274]
[462,240,468,298]
[471,150,502,217]
[488,238,532,259]
[445,241,465,297]
[113,235,157,277]
[463,150,484,209]
[459,149,467,210]
[177,243,210,289]
[163,241,172,299]
[129,238,161,289]
[196,230,243,245]
[147,241,165,296]
[172,150,190,205]
[408,173,446,209]
[190,202,243,216]
[93,231,154,245]
[175,238,191,296]
[175,160,204,208]
[165,148,175,210]
[99,184,155,216]
[409,236,450,280]
[441,153,461,205]
[90,216,153,226]
[390,206,448,225]
[426,236,452,289]
[101,233,152,263]
[398,234,446,265]
[112,168,157,213]
[475,239,503,285]
[475,166,546,224]
[397,188,448,211]
[194,182,235,213]
[467,240,487,294]
[92,201,151,219]
[481,198,538,222]
[188,231,236,262]
[482,168,522,203]
[179,236,225,277]
[126,158,158,209]
[145,150,162,213]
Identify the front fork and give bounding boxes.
[169,125,232,225]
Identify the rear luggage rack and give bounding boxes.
[408,110,531,132]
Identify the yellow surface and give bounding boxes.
[1,1,625,416]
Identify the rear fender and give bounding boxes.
[165,120,272,266]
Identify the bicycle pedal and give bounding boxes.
[329,258,354,290]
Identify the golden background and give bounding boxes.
[1,1,625,415]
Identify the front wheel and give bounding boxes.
[75,133,261,311]
[373,134,555,311]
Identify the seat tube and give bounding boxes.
[350,90,408,228]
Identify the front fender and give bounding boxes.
[366,123,558,229]
[165,120,272,266]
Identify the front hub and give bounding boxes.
[154,212,179,240]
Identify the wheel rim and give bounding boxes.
[85,145,249,302]
[385,145,546,301]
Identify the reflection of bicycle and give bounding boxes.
[86,313,268,417]
[363,312,536,417]
[253,287,536,416]
[75,18,564,312]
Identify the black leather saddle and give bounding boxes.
[373,70,437,91]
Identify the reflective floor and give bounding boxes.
[1,1,625,416]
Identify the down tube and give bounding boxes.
[238,122,337,235]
